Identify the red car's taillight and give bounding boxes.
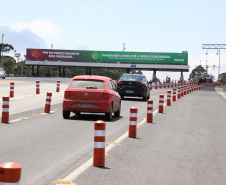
[102,93,110,99]
[138,83,145,86]
[64,91,71,98]
[117,82,123,85]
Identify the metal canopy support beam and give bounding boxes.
[63,66,65,77]
[153,70,156,82]
[32,66,34,77]
[202,43,225,79]
[202,44,226,49]
[37,66,39,77]
[59,66,61,77]
[85,67,91,75]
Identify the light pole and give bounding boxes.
[1,33,4,68]
[218,50,220,80]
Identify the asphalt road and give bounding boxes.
[0,78,225,185]
[0,77,168,185]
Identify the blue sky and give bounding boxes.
[1,0,226,81]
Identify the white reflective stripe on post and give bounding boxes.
[46,101,51,105]
[2,108,9,112]
[3,101,9,105]
[167,93,171,96]
[94,142,105,148]
[36,87,39,89]
[147,104,153,107]
[167,97,171,99]
[130,113,137,117]
[159,98,164,101]
[147,110,153,113]
[10,89,14,91]
[130,121,137,125]
[10,85,14,87]
[159,103,164,106]
[47,96,52,99]
[94,130,105,136]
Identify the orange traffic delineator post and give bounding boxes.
[177,87,181,99]
[155,82,157,90]
[10,82,14,98]
[158,94,164,113]
[167,90,171,106]
[181,86,184,97]
[93,120,106,167]
[56,80,60,92]
[147,99,153,123]
[36,80,40,94]
[184,85,187,95]
[0,162,21,184]
[1,96,10,123]
[172,88,176,101]
[129,107,138,138]
[187,85,189,94]
[150,83,152,90]
[44,92,52,113]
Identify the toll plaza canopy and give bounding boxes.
[25,49,189,72]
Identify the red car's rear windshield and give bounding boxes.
[70,80,105,89]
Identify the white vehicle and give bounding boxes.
[0,68,5,79]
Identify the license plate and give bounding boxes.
[126,90,134,93]
[79,104,92,108]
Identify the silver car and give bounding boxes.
[0,68,5,79]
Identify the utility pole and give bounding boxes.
[122,43,126,51]
[1,32,4,68]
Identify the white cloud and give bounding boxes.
[10,19,61,38]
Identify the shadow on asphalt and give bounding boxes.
[67,114,123,122]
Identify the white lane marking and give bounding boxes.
[215,87,226,100]
[62,109,159,182]
[0,91,64,101]
[8,109,58,123]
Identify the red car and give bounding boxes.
[63,75,121,121]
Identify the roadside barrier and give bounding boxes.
[10,82,14,98]
[0,162,21,185]
[177,87,181,99]
[56,80,60,92]
[158,94,164,113]
[93,120,105,167]
[167,90,171,106]
[44,92,52,113]
[1,96,9,123]
[172,88,176,101]
[129,107,138,138]
[36,80,40,94]
[147,99,153,123]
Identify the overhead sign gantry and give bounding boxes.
[25,49,189,78]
